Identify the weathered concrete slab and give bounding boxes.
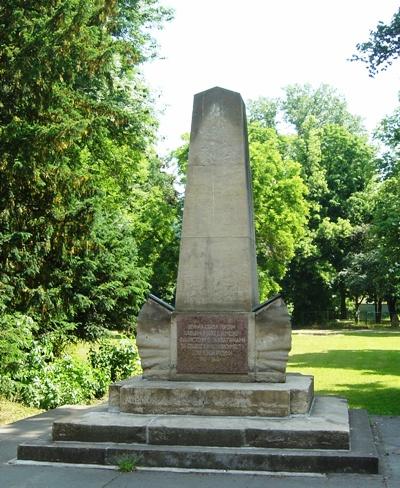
[371,415,400,488]
[115,373,313,417]
[119,378,290,417]
[289,373,315,414]
[17,410,377,474]
[52,396,349,450]
[53,412,148,444]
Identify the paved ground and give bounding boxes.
[0,406,399,488]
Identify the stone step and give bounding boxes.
[51,396,349,450]
[110,373,314,417]
[17,410,378,474]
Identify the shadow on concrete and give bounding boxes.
[0,406,101,440]
[341,331,400,338]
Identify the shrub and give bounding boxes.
[89,337,141,383]
[0,335,140,410]
[17,353,101,409]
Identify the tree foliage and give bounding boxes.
[375,107,400,178]
[0,1,177,341]
[372,176,400,273]
[282,84,363,134]
[249,84,378,325]
[247,97,278,128]
[248,125,308,297]
[340,176,400,325]
[353,7,400,76]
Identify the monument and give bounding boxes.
[17,87,379,474]
[134,86,293,385]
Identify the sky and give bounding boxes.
[142,0,400,155]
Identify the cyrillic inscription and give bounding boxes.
[176,314,248,374]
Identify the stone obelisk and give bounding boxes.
[134,86,292,384]
[175,87,259,312]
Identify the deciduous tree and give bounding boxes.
[353,7,400,76]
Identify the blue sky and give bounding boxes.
[142,0,400,154]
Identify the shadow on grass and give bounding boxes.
[317,382,400,416]
[290,348,400,415]
[340,331,400,338]
[289,349,400,376]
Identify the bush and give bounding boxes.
[89,338,140,383]
[0,336,140,410]
[17,353,101,409]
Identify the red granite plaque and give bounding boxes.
[176,314,248,374]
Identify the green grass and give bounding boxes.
[0,397,43,425]
[303,319,395,331]
[116,455,141,472]
[288,330,400,415]
[64,333,130,363]
[65,340,91,362]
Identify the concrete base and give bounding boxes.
[52,396,349,449]
[109,373,314,417]
[17,408,378,474]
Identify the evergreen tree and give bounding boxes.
[0,1,175,341]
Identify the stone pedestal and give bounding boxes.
[17,398,379,474]
[53,396,348,449]
[109,374,313,417]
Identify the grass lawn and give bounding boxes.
[288,330,400,415]
[0,397,43,426]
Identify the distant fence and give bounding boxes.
[358,310,390,324]
[293,309,391,327]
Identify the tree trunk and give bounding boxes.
[354,295,361,323]
[339,285,347,320]
[374,298,382,324]
[387,296,399,327]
